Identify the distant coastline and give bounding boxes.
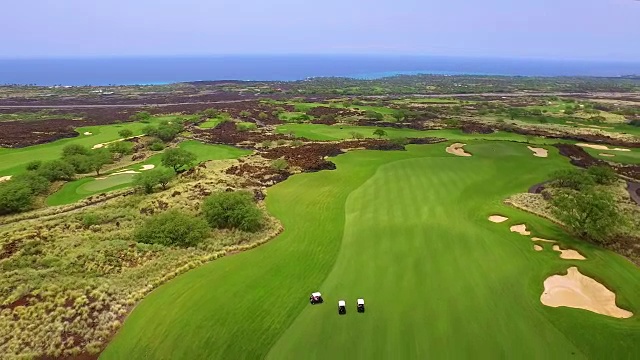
[1,55,640,86]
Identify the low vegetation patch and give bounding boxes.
[202,191,263,232]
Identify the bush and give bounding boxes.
[551,169,595,191]
[271,158,289,171]
[133,168,175,193]
[130,111,151,122]
[63,154,93,174]
[276,139,286,146]
[161,148,197,172]
[202,191,263,232]
[629,119,640,127]
[365,110,384,121]
[587,166,617,185]
[134,210,210,247]
[118,129,133,138]
[236,122,257,132]
[0,180,35,214]
[36,160,76,181]
[82,213,102,227]
[261,140,273,149]
[62,144,90,157]
[349,131,364,139]
[201,108,219,118]
[143,121,183,142]
[26,160,42,171]
[148,140,165,151]
[12,173,50,195]
[108,141,134,155]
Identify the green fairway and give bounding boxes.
[103,141,640,359]
[0,116,185,177]
[46,141,251,206]
[198,118,225,129]
[580,146,640,164]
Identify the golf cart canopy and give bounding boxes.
[357,299,364,305]
[338,300,346,307]
[312,292,322,297]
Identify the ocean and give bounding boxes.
[1,55,639,86]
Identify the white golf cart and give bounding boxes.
[357,298,365,313]
[338,300,346,315]
[309,292,323,304]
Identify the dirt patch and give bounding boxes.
[540,267,633,318]
[532,237,557,243]
[446,143,471,157]
[527,146,548,158]
[576,143,631,152]
[534,245,543,251]
[552,245,586,260]
[510,224,531,235]
[488,215,508,223]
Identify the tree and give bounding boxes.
[551,188,623,244]
[62,144,90,157]
[118,129,133,138]
[36,160,76,181]
[373,129,387,138]
[202,108,219,118]
[365,110,384,121]
[161,148,197,172]
[134,210,210,247]
[0,181,34,214]
[108,141,134,156]
[551,169,595,191]
[130,111,152,122]
[156,168,175,190]
[144,122,183,142]
[349,131,364,140]
[88,149,113,176]
[201,191,263,232]
[587,166,617,185]
[133,170,162,194]
[64,154,93,174]
[12,173,50,195]
[392,110,406,122]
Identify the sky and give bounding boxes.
[1,0,639,60]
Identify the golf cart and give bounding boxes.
[309,292,323,304]
[357,298,365,313]
[338,300,346,315]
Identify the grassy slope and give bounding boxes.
[0,116,179,177]
[103,142,640,359]
[46,142,251,206]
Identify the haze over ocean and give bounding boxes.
[2,55,640,86]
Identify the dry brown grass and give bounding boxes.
[0,157,282,358]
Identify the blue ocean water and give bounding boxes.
[1,55,639,86]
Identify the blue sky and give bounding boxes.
[1,0,639,60]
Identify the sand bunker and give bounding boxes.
[83,132,92,136]
[92,139,124,150]
[0,176,12,183]
[527,146,548,158]
[576,143,631,152]
[599,153,615,157]
[534,245,543,251]
[488,215,509,223]
[531,237,557,243]
[446,143,472,157]
[141,165,155,171]
[541,267,632,318]
[110,170,140,176]
[510,224,531,236]
[553,245,586,260]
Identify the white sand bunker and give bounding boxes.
[553,245,586,260]
[510,224,531,236]
[541,267,633,318]
[140,164,155,171]
[532,237,556,243]
[534,245,543,251]
[110,170,140,176]
[446,143,472,157]
[83,132,92,136]
[576,143,631,152]
[92,139,124,150]
[488,215,508,223]
[527,146,548,158]
[0,175,12,182]
[599,153,615,157]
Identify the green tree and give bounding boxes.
[133,170,162,194]
[201,191,263,232]
[64,154,93,174]
[0,181,34,214]
[36,160,76,181]
[134,210,210,247]
[62,144,90,157]
[118,129,133,138]
[161,148,197,172]
[551,169,595,191]
[365,110,384,121]
[373,129,387,138]
[130,111,152,122]
[156,168,175,190]
[349,131,364,140]
[88,149,113,176]
[587,166,617,185]
[551,188,623,244]
[12,173,50,195]
[108,141,134,155]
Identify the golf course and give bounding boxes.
[102,141,640,359]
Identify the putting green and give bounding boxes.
[103,141,640,359]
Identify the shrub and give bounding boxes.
[161,148,197,172]
[62,144,90,157]
[236,122,257,132]
[133,168,175,194]
[201,108,219,118]
[276,139,286,146]
[365,110,384,121]
[390,137,408,146]
[108,141,134,155]
[258,112,268,120]
[551,169,595,191]
[26,160,42,171]
[134,210,210,247]
[143,121,183,142]
[82,213,102,227]
[148,140,165,151]
[36,160,76,181]
[64,154,93,173]
[202,191,263,232]
[349,131,364,139]
[118,129,133,138]
[271,158,289,171]
[12,173,50,195]
[130,111,151,122]
[587,166,617,185]
[261,140,273,149]
[628,119,640,127]
[239,110,252,118]
[291,140,303,147]
[373,129,387,138]
[0,180,35,214]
